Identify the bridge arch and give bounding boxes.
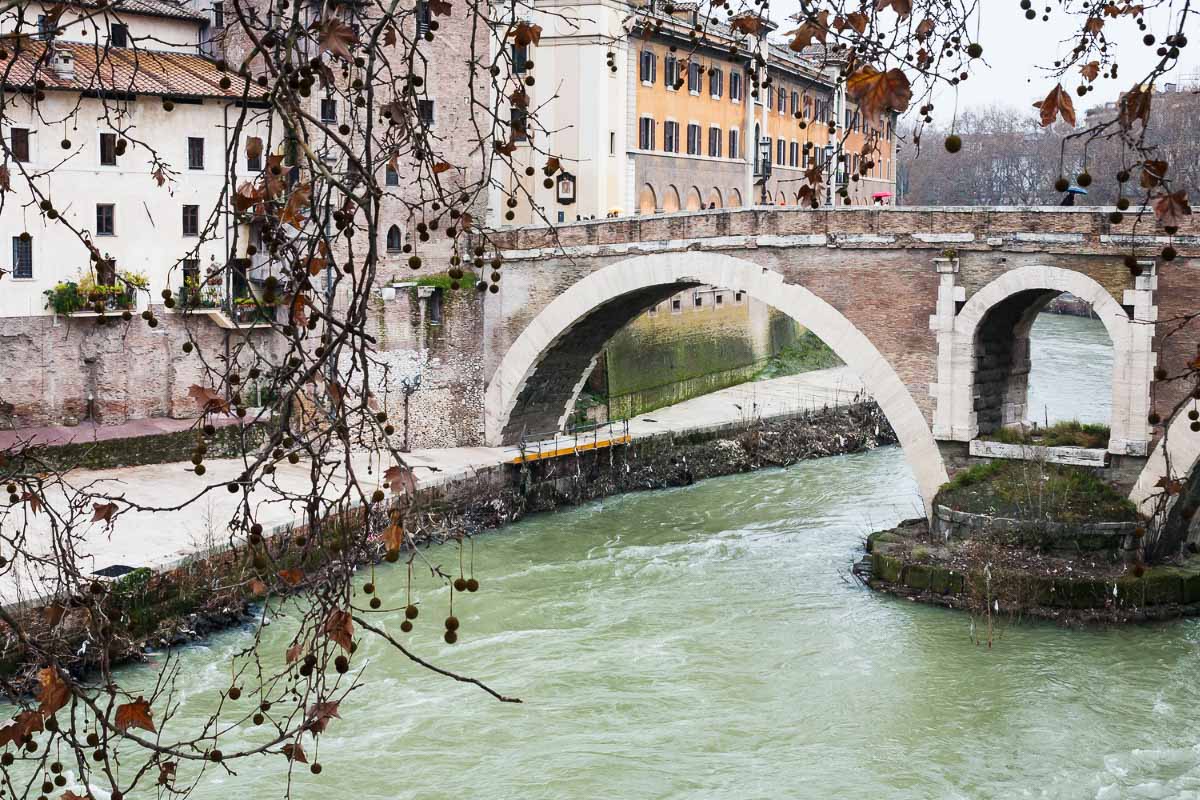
[484,251,949,511]
[935,265,1153,456]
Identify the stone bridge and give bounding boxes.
[480,207,1200,514]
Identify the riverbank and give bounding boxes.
[0,368,892,682]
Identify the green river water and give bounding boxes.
[62,314,1200,799]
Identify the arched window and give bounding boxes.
[386,225,402,252]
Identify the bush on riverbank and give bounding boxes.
[981,420,1110,449]
[752,331,843,381]
[937,459,1137,524]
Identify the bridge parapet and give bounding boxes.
[485,206,1198,260]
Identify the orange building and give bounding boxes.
[491,2,897,224]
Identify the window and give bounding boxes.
[639,50,656,83]
[247,141,262,172]
[664,54,678,89]
[11,236,32,279]
[671,297,682,312]
[418,99,434,126]
[320,98,337,123]
[385,164,399,185]
[183,258,200,286]
[386,224,402,251]
[709,67,722,98]
[213,2,224,27]
[776,138,784,165]
[730,71,742,102]
[513,44,529,74]
[715,293,723,306]
[686,123,700,155]
[99,132,117,165]
[728,128,738,160]
[789,141,798,167]
[10,127,30,162]
[109,23,128,47]
[510,107,527,141]
[36,15,51,39]
[182,204,199,236]
[415,1,430,36]
[707,126,721,158]
[96,204,115,236]
[693,292,703,308]
[778,87,786,113]
[734,291,744,303]
[663,121,679,153]
[804,95,812,119]
[687,61,701,93]
[638,117,655,150]
[765,86,773,110]
[609,131,615,155]
[187,137,204,169]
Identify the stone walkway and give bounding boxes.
[3,367,865,601]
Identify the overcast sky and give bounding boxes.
[768,0,1198,124]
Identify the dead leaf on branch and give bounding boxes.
[315,16,358,61]
[115,696,156,733]
[432,161,453,175]
[36,667,69,716]
[1152,190,1191,229]
[286,642,303,663]
[384,464,417,496]
[875,0,912,19]
[1033,83,1076,127]
[1119,84,1152,130]
[0,166,10,193]
[915,17,935,41]
[0,710,44,748]
[188,385,230,416]
[158,762,177,786]
[846,66,912,116]
[249,578,268,597]
[91,502,117,525]
[278,568,304,587]
[507,21,542,47]
[282,742,308,763]
[383,522,405,552]
[730,15,767,36]
[1140,159,1168,189]
[306,701,341,733]
[786,10,829,52]
[21,491,42,515]
[1156,475,1184,495]
[324,608,354,653]
[245,136,263,162]
[1079,61,1100,82]
[429,0,452,15]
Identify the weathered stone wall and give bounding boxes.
[601,294,798,420]
[364,284,485,449]
[0,309,278,428]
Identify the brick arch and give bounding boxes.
[938,265,1153,456]
[484,251,949,512]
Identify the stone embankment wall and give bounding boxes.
[598,294,799,421]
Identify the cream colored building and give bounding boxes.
[488,1,897,225]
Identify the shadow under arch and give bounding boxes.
[946,265,1152,457]
[484,251,949,512]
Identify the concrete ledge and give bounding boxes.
[968,438,1110,467]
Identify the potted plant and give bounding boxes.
[44,281,84,314]
[232,295,262,323]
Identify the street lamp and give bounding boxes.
[399,373,422,452]
[755,137,772,205]
[823,144,835,207]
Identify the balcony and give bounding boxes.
[173,284,277,330]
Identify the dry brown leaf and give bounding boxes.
[508,21,542,47]
[278,568,304,587]
[1152,190,1191,228]
[432,161,453,175]
[282,742,308,763]
[875,0,912,18]
[115,697,156,733]
[429,0,452,15]
[1084,16,1104,34]
[384,464,417,496]
[383,522,405,552]
[1033,83,1076,127]
[21,491,42,515]
[306,700,341,732]
[323,608,354,653]
[846,66,912,116]
[1119,84,1152,130]
[91,502,117,525]
[729,14,766,36]
[249,578,268,597]
[286,642,304,663]
[1140,159,1168,189]
[36,667,69,715]
[0,165,10,193]
[315,16,358,61]
[188,385,231,415]
[1079,61,1100,82]
[383,24,397,46]
[786,10,829,51]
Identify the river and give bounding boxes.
[69,314,1200,799]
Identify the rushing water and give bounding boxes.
[80,313,1200,800]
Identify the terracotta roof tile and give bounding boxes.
[2,41,246,99]
[73,0,209,22]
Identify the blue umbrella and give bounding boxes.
[1067,186,1089,195]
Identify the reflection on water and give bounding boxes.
[87,312,1200,800]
